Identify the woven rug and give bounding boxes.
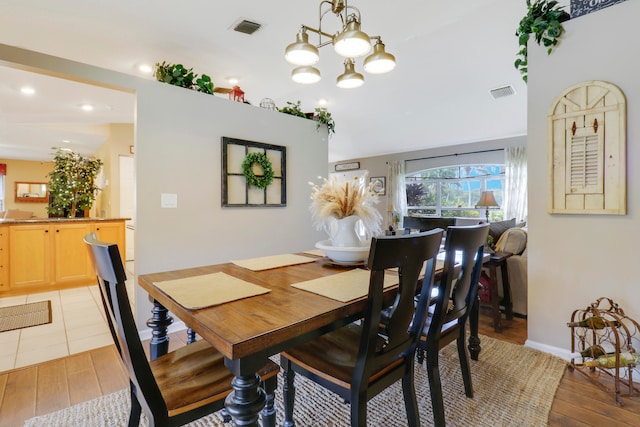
[24,335,567,427]
[0,300,51,333]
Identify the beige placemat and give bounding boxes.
[231,254,317,271]
[291,269,398,303]
[302,249,324,257]
[153,272,270,309]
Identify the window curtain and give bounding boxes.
[503,146,527,223]
[387,160,407,228]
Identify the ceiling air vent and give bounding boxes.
[489,85,516,99]
[233,19,262,35]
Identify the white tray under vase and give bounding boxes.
[315,240,370,264]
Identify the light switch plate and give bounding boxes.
[161,193,178,208]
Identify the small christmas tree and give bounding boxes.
[47,149,103,218]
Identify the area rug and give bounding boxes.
[0,300,51,333]
[24,335,567,427]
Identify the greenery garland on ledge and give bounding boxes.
[515,0,570,83]
[242,152,275,189]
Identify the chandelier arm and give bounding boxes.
[318,1,335,45]
[302,25,335,46]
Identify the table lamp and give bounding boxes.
[475,191,499,222]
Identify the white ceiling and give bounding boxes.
[0,0,530,163]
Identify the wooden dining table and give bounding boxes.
[138,253,483,427]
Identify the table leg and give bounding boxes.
[186,328,197,344]
[224,358,267,427]
[500,263,514,320]
[468,291,481,361]
[146,300,173,360]
[488,263,502,332]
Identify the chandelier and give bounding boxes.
[284,0,396,89]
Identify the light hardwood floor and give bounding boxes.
[0,308,639,426]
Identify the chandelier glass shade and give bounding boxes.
[333,19,371,58]
[285,32,320,66]
[285,0,395,88]
[292,66,322,84]
[336,60,364,88]
[363,40,396,74]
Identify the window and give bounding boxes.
[406,164,505,220]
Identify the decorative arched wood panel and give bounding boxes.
[548,81,626,215]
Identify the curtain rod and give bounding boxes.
[404,148,504,163]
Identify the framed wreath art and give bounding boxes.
[242,152,274,190]
[222,137,286,207]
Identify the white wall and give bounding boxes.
[0,44,328,328]
[527,1,639,354]
[134,82,327,325]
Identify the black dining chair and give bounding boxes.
[83,232,280,427]
[415,224,489,427]
[279,229,444,427]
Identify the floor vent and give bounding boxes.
[233,19,262,35]
[489,85,516,99]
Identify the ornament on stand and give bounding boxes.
[260,98,277,110]
[229,85,245,103]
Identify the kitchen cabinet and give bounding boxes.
[0,225,8,292]
[3,218,127,296]
[9,223,52,290]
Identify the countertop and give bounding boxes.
[0,217,130,224]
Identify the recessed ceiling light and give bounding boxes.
[62,139,71,144]
[80,104,94,111]
[227,77,239,85]
[20,86,35,95]
[137,64,153,74]
[60,147,73,152]
[318,99,328,106]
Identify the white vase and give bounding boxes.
[328,215,361,247]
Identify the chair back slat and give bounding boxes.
[84,232,167,418]
[427,224,489,342]
[355,229,443,382]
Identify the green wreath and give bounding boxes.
[242,152,275,189]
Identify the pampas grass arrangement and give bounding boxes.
[309,174,383,238]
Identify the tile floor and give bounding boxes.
[0,262,135,372]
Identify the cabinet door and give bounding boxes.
[94,222,126,264]
[53,222,94,284]
[9,224,52,288]
[0,225,9,292]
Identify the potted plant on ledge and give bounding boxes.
[515,0,570,82]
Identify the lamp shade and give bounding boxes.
[363,40,396,74]
[285,32,320,66]
[333,20,371,58]
[291,66,321,84]
[475,191,499,208]
[336,60,364,88]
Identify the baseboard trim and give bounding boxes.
[525,339,572,361]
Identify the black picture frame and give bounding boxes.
[570,0,627,18]
[221,137,286,207]
[370,176,386,196]
[334,161,360,172]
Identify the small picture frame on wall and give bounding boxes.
[335,161,360,172]
[370,176,386,196]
